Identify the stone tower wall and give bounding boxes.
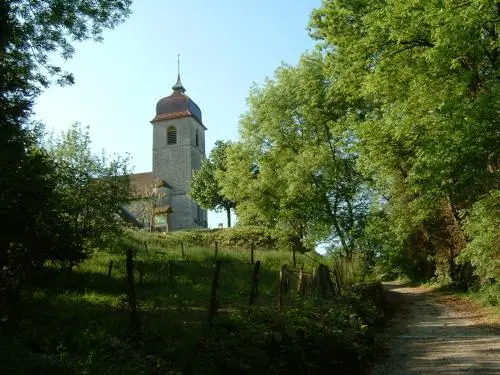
[152,116,207,231]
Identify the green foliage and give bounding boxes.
[330,252,368,291]
[310,0,500,283]
[3,0,132,92]
[457,190,500,281]
[190,303,380,374]
[190,140,236,227]
[0,232,384,375]
[221,51,371,256]
[44,122,132,263]
[0,124,60,295]
[1,122,131,328]
[125,226,281,252]
[472,283,500,308]
[348,282,386,327]
[0,0,132,322]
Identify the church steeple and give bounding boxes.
[150,58,208,231]
[172,74,185,93]
[152,55,203,126]
[171,54,186,94]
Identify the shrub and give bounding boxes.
[126,226,280,252]
[457,190,500,282]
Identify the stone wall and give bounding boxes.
[152,116,207,230]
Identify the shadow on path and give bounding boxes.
[371,282,500,375]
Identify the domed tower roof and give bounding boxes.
[151,74,204,127]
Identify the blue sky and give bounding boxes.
[34,0,321,228]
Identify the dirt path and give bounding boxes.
[371,282,500,374]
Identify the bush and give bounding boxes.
[126,226,280,252]
[348,282,386,327]
[475,283,500,307]
[187,302,381,374]
[457,190,500,282]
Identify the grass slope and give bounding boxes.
[1,229,383,374]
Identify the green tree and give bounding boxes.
[190,140,236,227]
[310,0,500,280]
[45,123,131,264]
[220,52,370,256]
[0,0,132,319]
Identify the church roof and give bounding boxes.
[128,172,172,197]
[151,75,205,128]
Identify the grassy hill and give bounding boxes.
[0,229,384,375]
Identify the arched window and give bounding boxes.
[195,129,199,147]
[167,126,176,145]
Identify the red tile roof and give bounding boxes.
[128,172,172,197]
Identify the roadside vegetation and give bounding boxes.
[1,229,385,375]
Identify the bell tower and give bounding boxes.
[151,68,208,230]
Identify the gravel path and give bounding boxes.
[371,282,500,375]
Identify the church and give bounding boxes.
[122,72,208,232]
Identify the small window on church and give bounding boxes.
[195,129,199,147]
[167,126,176,145]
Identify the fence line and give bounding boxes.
[114,246,342,327]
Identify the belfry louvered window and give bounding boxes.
[195,129,199,147]
[167,126,177,145]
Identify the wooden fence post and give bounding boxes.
[208,260,222,324]
[297,264,305,296]
[138,261,144,285]
[250,242,255,265]
[277,264,288,312]
[168,260,174,283]
[311,267,317,296]
[333,268,342,296]
[319,264,328,298]
[181,242,185,258]
[325,265,336,295]
[214,241,218,261]
[317,264,335,298]
[249,260,261,305]
[126,250,141,331]
[107,260,114,278]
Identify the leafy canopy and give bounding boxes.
[220,52,371,255]
[0,0,132,309]
[190,140,236,227]
[310,0,500,280]
[45,122,132,261]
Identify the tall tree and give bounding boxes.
[220,52,370,255]
[0,0,132,318]
[310,0,500,279]
[45,123,131,263]
[190,140,236,227]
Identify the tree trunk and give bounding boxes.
[226,207,231,228]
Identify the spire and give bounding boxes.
[172,53,186,94]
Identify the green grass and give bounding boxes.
[1,229,383,375]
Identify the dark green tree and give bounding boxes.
[190,140,236,227]
[0,0,132,318]
[310,0,500,281]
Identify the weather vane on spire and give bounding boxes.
[172,53,186,93]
